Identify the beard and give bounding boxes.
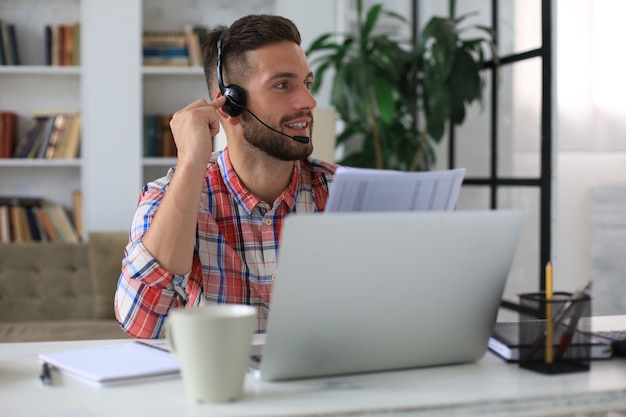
[241,110,314,161]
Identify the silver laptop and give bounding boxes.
[255,210,524,381]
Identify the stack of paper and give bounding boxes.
[326,167,466,212]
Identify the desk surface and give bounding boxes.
[1,316,626,417]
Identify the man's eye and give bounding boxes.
[276,82,286,89]
[305,81,313,90]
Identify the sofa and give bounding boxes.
[0,232,131,342]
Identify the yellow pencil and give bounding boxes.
[545,261,554,364]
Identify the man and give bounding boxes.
[115,15,338,338]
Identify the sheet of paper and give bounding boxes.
[326,166,466,212]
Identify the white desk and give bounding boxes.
[1,316,626,417]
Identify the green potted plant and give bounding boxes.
[306,0,496,171]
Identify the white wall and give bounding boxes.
[554,0,626,307]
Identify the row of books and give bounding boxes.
[12,112,81,159]
[142,25,207,67]
[0,196,81,244]
[0,21,80,66]
[144,114,176,157]
[0,20,20,65]
[46,23,81,67]
[0,112,17,158]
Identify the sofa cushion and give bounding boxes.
[87,232,128,319]
[0,243,93,321]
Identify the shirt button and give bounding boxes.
[264,219,272,226]
[271,274,276,281]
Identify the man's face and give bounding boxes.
[240,41,316,161]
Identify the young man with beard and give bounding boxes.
[115,15,338,338]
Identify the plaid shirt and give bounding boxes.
[115,148,337,338]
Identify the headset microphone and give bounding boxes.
[244,108,310,144]
[216,31,310,145]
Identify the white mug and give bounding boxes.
[166,304,257,403]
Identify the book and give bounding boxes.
[8,205,25,242]
[23,205,42,241]
[0,21,13,65]
[41,113,66,159]
[38,341,180,387]
[72,190,83,237]
[27,115,55,159]
[34,206,60,242]
[44,25,52,65]
[62,24,74,66]
[0,112,17,158]
[7,22,20,65]
[71,22,81,66]
[0,205,10,243]
[488,322,613,362]
[184,25,201,67]
[0,20,6,65]
[57,114,81,159]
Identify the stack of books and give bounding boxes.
[44,23,81,66]
[143,114,176,157]
[13,112,81,159]
[0,196,81,244]
[142,25,208,67]
[142,31,189,67]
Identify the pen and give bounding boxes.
[39,362,52,386]
[545,261,554,364]
[556,283,591,358]
[134,340,171,353]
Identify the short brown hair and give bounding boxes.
[201,15,302,98]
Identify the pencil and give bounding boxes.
[545,261,554,364]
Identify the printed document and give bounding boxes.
[326,166,466,212]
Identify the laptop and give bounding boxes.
[252,210,524,381]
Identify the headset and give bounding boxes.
[216,31,246,117]
[215,31,310,144]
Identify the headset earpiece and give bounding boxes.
[216,31,246,117]
[221,84,246,117]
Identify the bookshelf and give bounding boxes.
[0,0,82,219]
[0,0,337,242]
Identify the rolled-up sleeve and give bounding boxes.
[114,173,189,339]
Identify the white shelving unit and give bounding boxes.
[0,0,82,211]
[0,0,338,238]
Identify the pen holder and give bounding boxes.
[518,291,592,375]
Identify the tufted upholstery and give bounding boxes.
[88,232,128,319]
[0,243,92,321]
[0,232,131,342]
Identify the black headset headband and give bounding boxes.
[216,31,246,117]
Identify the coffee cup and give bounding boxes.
[166,304,257,403]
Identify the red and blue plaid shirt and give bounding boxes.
[115,148,337,338]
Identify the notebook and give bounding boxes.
[38,341,180,387]
[488,322,613,362]
[254,210,524,381]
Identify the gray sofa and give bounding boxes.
[0,232,131,342]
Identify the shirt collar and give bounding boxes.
[217,148,302,215]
